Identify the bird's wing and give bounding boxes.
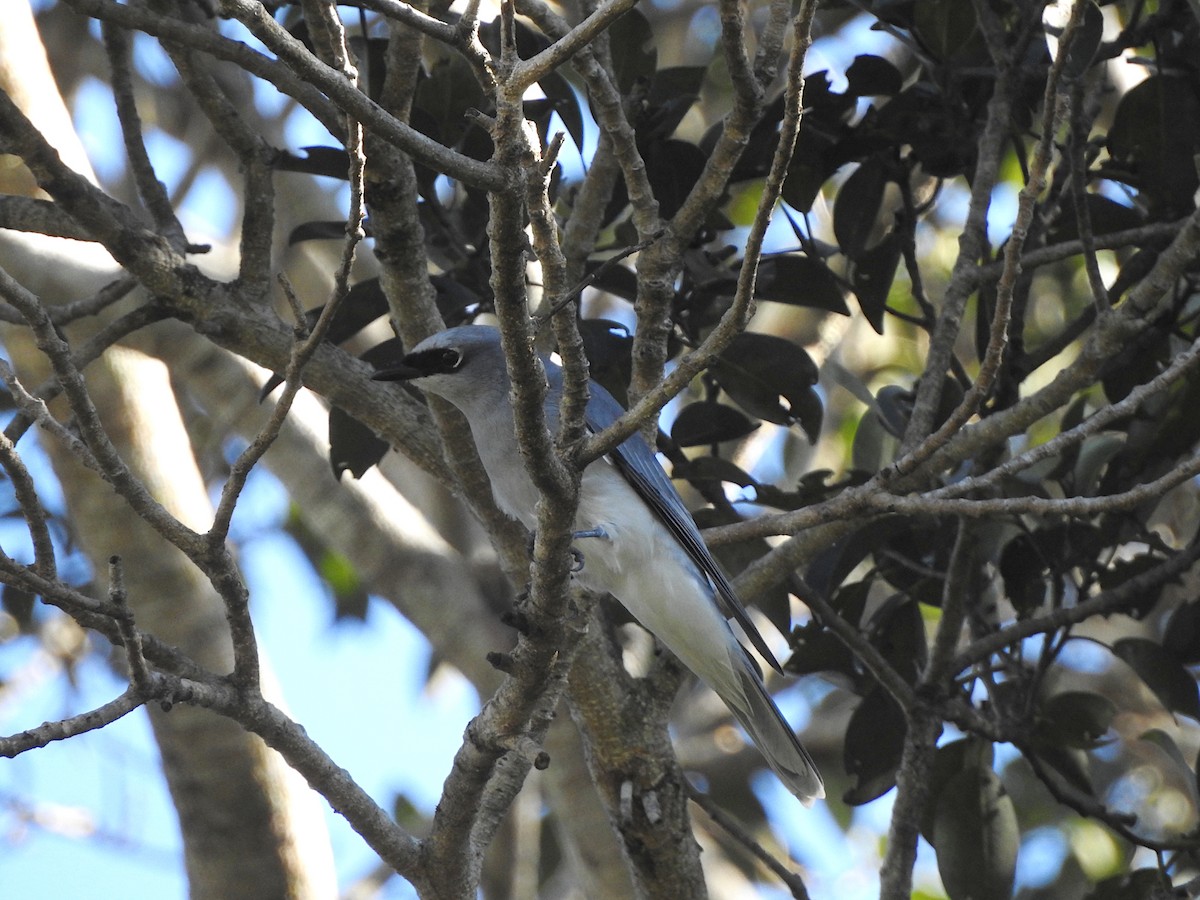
[582,381,783,674]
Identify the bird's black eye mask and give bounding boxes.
[372,347,463,382]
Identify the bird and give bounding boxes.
[373,324,824,804]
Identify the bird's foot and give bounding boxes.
[572,526,610,542]
[568,526,609,572]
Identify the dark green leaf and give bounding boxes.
[1113,637,1200,720]
[1107,74,1200,216]
[933,761,1018,900]
[782,124,839,212]
[1097,553,1167,619]
[849,232,902,333]
[834,157,891,258]
[1048,194,1143,244]
[415,56,488,149]
[874,516,956,607]
[1083,869,1173,900]
[1040,691,1116,749]
[607,8,656,95]
[640,66,707,142]
[349,36,388,103]
[578,319,633,405]
[843,686,907,804]
[288,221,351,245]
[330,338,408,479]
[259,281,392,400]
[999,533,1050,618]
[584,261,638,301]
[1029,743,1095,796]
[919,738,974,846]
[913,0,979,61]
[671,455,755,488]
[538,72,585,155]
[1164,602,1200,665]
[1044,0,1104,79]
[845,55,903,97]
[873,84,977,178]
[329,405,390,481]
[644,139,706,220]
[807,518,906,599]
[754,255,851,315]
[327,278,391,344]
[2,584,35,633]
[712,333,822,434]
[671,402,759,447]
[865,593,927,681]
[431,275,485,325]
[274,146,351,179]
[784,622,856,681]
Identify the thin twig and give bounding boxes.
[3,302,170,444]
[219,0,506,191]
[0,266,204,556]
[0,423,56,580]
[0,688,144,759]
[101,19,187,247]
[952,533,1200,673]
[687,784,812,899]
[513,0,639,90]
[579,0,819,465]
[108,555,153,695]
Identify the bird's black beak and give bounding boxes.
[372,346,464,382]
[371,360,423,382]
[369,348,463,381]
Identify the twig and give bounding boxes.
[160,35,277,292]
[108,555,153,695]
[209,30,367,545]
[578,0,819,465]
[927,332,1200,499]
[0,420,56,580]
[0,688,144,759]
[924,519,974,684]
[219,0,506,191]
[0,266,204,555]
[895,0,1013,457]
[65,0,347,141]
[951,533,1200,674]
[3,302,170,444]
[687,784,812,899]
[792,573,916,713]
[101,20,187,248]
[513,0,640,90]
[534,234,659,324]
[1020,743,1199,852]
[514,0,661,239]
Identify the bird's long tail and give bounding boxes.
[720,657,825,806]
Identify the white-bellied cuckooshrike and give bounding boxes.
[374,324,824,804]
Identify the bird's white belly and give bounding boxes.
[573,463,744,697]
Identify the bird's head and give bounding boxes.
[371,325,512,409]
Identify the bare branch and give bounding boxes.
[107,555,153,695]
[579,1,819,465]
[218,0,507,191]
[0,688,144,759]
[513,0,639,90]
[101,19,188,247]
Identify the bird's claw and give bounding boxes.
[568,526,608,573]
[525,526,609,572]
